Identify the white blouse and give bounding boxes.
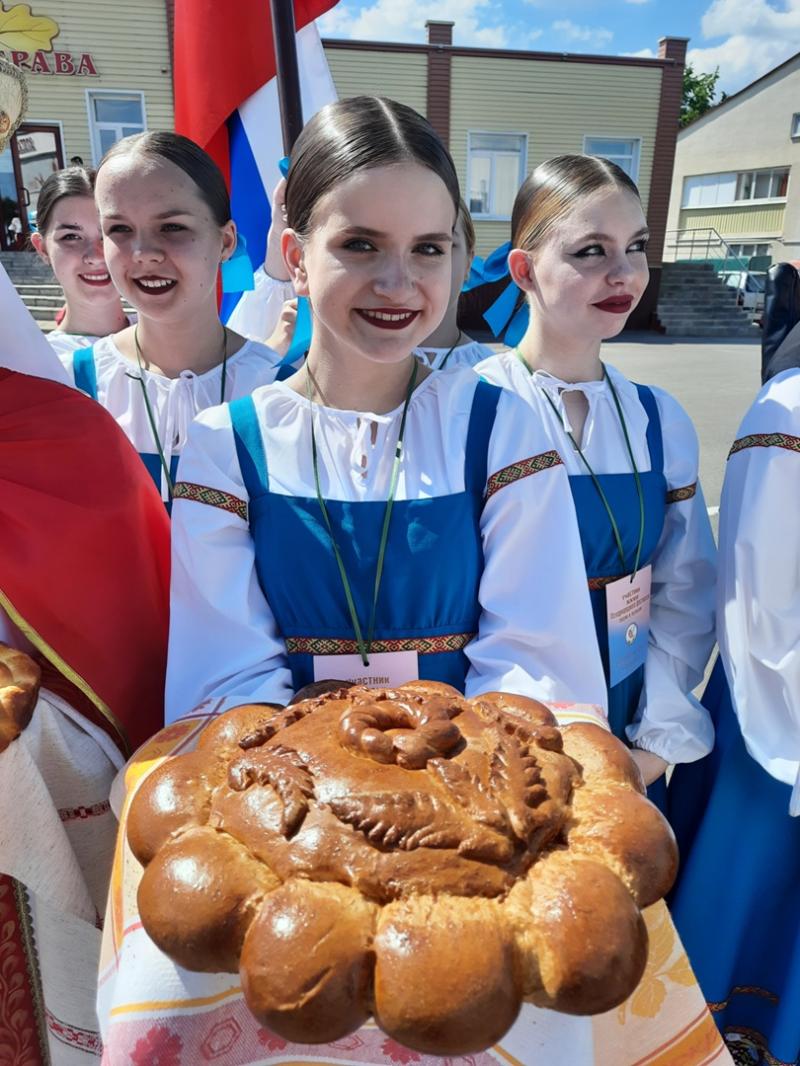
[167,367,608,721]
[477,351,717,766]
[56,335,286,502]
[226,268,493,371]
[416,338,495,371]
[716,368,800,808]
[47,329,102,359]
[226,268,294,344]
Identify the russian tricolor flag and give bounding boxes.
[173,0,338,320]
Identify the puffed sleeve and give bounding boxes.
[625,389,716,763]
[166,406,293,722]
[225,267,295,343]
[716,374,800,803]
[465,389,608,718]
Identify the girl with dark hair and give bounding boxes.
[229,181,493,370]
[31,165,131,358]
[166,97,605,721]
[478,155,717,801]
[63,131,286,504]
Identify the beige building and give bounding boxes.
[665,51,800,267]
[0,0,172,250]
[324,23,686,327]
[1,8,684,328]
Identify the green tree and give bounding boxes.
[681,65,723,127]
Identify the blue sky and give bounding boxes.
[319,0,800,97]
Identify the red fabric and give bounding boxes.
[0,369,170,755]
[0,874,47,1064]
[173,0,337,174]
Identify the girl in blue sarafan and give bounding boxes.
[164,96,607,724]
[669,367,800,1066]
[58,131,288,506]
[477,155,717,805]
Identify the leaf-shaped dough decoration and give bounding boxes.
[428,756,508,833]
[227,745,314,837]
[327,790,464,851]
[327,789,514,862]
[0,4,59,52]
[489,735,545,843]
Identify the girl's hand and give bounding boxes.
[264,177,290,281]
[630,748,669,786]
[265,297,298,356]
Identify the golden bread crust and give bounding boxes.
[129,684,677,1054]
[0,642,41,753]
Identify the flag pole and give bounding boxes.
[269,0,304,153]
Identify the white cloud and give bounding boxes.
[689,0,800,94]
[624,0,652,5]
[551,19,613,48]
[317,0,537,48]
[623,47,657,57]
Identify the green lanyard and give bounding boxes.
[516,349,645,579]
[437,336,461,370]
[307,360,418,667]
[130,325,228,501]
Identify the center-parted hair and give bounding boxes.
[35,166,96,237]
[97,131,231,226]
[285,96,460,237]
[511,154,642,253]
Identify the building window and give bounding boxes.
[467,132,526,219]
[728,243,771,258]
[682,173,737,207]
[583,137,641,181]
[682,168,789,207]
[791,113,800,140]
[87,91,146,163]
[735,167,789,200]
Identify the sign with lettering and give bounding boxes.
[0,3,99,76]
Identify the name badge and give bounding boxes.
[313,650,419,689]
[605,565,652,686]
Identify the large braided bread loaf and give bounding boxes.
[0,642,40,753]
[128,681,677,1055]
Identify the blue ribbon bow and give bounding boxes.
[220,232,256,294]
[463,240,529,346]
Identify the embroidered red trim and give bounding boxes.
[172,481,247,520]
[666,482,697,504]
[285,633,475,656]
[58,800,111,823]
[587,575,623,590]
[486,450,563,498]
[729,432,800,458]
[46,1009,102,1053]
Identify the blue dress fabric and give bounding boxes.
[72,344,180,498]
[566,383,667,806]
[669,660,800,1066]
[229,380,501,694]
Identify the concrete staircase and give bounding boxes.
[1,251,62,329]
[657,261,759,338]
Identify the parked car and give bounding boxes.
[722,270,766,317]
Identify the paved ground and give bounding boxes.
[486,333,763,539]
[601,334,762,537]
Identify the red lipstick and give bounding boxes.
[356,308,421,331]
[592,295,634,314]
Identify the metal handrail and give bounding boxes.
[663,227,764,290]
